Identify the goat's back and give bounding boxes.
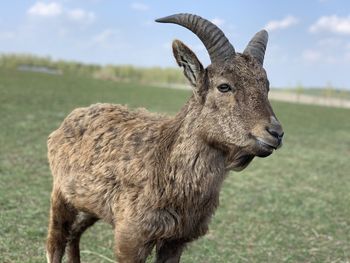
[47,103,165,221]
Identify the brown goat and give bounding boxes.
[46,13,284,263]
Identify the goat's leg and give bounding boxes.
[66,212,99,263]
[46,190,77,263]
[114,221,155,263]
[154,239,186,263]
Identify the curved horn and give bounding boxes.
[243,30,268,65]
[156,13,235,63]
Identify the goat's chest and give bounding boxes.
[182,203,218,239]
[169,188,221,240]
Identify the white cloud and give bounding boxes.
[210,18,225,27]
[310,15,350,35]
[130,3,149,11]
[27,2,96,25]
[67,9,95,24]
[265,15,299,31]
[27,2,62,17]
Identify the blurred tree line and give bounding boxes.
[0,53,186,84]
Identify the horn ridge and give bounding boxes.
[156,13,236,63]
[243,30,268,65]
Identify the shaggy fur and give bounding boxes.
[46,30,283,263]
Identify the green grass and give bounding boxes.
[1,68,350,262]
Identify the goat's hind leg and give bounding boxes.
[46,190,77,263]
[66,212,98,263]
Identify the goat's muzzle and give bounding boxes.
[251,122,284,158]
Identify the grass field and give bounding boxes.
[1,68,350,263]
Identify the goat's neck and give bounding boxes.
[153,97,228,203]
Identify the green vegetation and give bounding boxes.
[0,68,349,262]
[0,53,186,84]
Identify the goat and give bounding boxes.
[46,13,284,263]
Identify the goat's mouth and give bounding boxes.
[254,138,278,157]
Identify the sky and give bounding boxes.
[1,0,350,89]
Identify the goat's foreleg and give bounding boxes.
[46,190,77,263]
[66,212,99,263]
[114,219,155,263]
[154,239,186,263]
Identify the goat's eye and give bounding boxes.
[217,84,232,93]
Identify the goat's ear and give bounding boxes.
[172,40,204,87]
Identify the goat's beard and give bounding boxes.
[202,134,255,171]
[225,150,254,171]
[225,139,276,170]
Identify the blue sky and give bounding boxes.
[1,0,350,88]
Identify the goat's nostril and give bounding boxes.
[266,127,284,139]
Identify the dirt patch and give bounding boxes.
[269,91,350,109]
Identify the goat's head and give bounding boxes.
[157,13,284,171]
